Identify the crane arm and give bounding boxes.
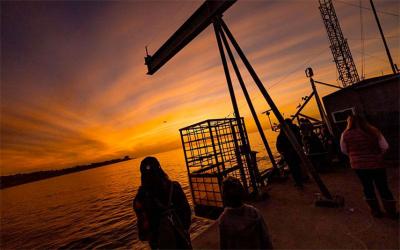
[145,0,236,75]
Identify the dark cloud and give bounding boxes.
[1,0,398,174]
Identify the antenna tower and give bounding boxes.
[319,0,360,87]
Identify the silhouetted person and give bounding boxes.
[303,130,327,172]
[341,115,398,219]
[133,157,192,249]
[320,125,337,160]
[276,119,304,188]
[218,177,273,249]
[299,118,313,138]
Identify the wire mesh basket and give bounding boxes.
[180,118,256,219]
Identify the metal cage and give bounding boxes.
[179,118,256,219]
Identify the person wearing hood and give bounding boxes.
[133,156,192,249]
[218,176,273,249]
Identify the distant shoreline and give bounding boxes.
[0,156,133,190]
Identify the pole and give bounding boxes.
[218,23,278,170]
[213,21,257,194]
[369,0,396,74]
[263,110,275,131]
[291,92,315,122]
[180,130,196,208]
[298,113,321,123]
[208,120,222,176]
[310,77,334,135]
[219,17,333,199]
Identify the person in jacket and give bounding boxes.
[276,119,304,188]
[133,157,192,249]
[218,176,273,249]
[340,115,398,219]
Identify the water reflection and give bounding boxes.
[0,130,278,249]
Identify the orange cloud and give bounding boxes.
[1,1,398,175]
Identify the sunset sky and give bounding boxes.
[1,0,399,175]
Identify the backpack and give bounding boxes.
[154,182,192,249]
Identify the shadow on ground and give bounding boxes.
[193,166,399,249]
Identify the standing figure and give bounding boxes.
[320,125,337,160]
[303,130,328,172]
[276,119,304,188]
[340,115,398,219]
[218,177,273,249]
[299,118,313,139]
[133,157,192,249]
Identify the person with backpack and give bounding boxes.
[133,156,192,249]
[218,176,273,249]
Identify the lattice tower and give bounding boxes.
[319,0,360,87]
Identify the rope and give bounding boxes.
[267,46,328,91]
[353,49,392,64]
[348,35,400,40]
[336,0,399,18]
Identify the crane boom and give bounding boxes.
[145,0,236,75]
[319,0,360,87]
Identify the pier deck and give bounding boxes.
[193,166,399,249]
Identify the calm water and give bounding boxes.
[0,130,278,249]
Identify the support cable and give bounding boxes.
[370,0,397,74]
[336,0,399,17]
[360,0,365,79]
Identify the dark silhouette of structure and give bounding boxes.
[322,73,399,161]
[145,1,236,75]
[146,0,342,208]
[180,118,259,218]
[289,68,342,136]
[319,0,360,87]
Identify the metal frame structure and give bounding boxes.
[146,0,336,202]
[262,109,279,132]
[288,68,343,136]
[319,0,360,87]
[180,118,256,218]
